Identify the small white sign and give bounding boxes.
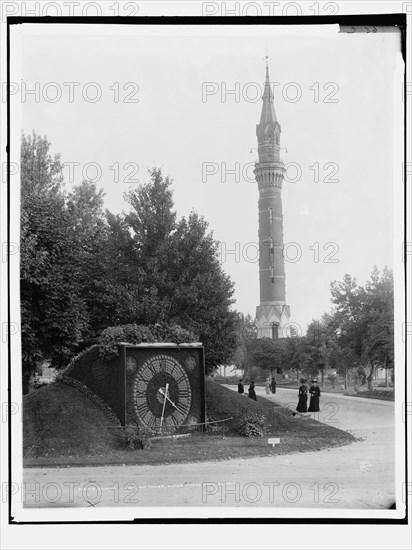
[268,437,280,447]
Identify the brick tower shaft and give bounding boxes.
[254,62,291,339]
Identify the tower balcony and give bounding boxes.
[254,161,285,191]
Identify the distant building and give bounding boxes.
[217,365,244,378]
[38,365,56,383]
[374,367,393,382]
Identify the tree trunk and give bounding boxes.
[353,368,359,393]
[344,370,348,390]
[22,374,30,395]
[243,346,248,381]
[384,357,389,388]
[22,368,33,395]
[367,361,375,392]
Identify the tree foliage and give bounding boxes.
[230,313,257,377]
[250,338,280,374]
[21,136,237,389]
[21,132,89,390]
[280,267,394,389]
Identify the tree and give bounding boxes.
[303,318,331,382]
[20,132,89,391]
[231,313,257,379]
[281,336,304,382]
[125,167,176,260]
[330,267,394,391]
[362,267,394,389]
[65,180,110,340]
[124,168,238,374]
[248,338,283,379]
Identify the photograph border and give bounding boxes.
[6,11,408,526]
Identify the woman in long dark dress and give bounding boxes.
[270,377,277,394]
[296,378,308,412]
[248,381,257,401]
[308,380,321,412]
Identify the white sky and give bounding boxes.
[15,23,402,332]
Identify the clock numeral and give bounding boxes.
[163,416,174,430]
[176,375,188,387]
[135,397,146,407]
[136,402,148,416]
[142,410,157,428]
[135,380,147,393]
[139,369,152,383]
[172,408,186,425]
[148,361,157,376]
[170,414,180,429]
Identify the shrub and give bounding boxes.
[122,423,153,450]
[237,412,268,438]
[97,323,197,361]
[206,421,224,435]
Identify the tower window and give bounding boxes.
[275,134,279,145]
[268,207,273,225]
[270,266,275,284]
[269,237,274,256]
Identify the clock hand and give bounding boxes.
[159,382,169,431]
[158,387,178,409]
[158,388,186,417]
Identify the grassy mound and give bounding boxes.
[23,380,355,467]
[205,379,353,441]
[23,383,122,459]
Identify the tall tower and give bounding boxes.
[254,61,291,339]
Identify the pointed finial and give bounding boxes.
[263,51,272,65]
[263,51,272,80]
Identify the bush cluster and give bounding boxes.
[122,423,153,450]
[97,323,197,361]
[237,412,268,438]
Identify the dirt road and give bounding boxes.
[21,387,395,510]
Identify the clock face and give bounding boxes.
[132,354,192,431]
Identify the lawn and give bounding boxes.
[23,379,356,468]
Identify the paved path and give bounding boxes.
[22,387,395,509]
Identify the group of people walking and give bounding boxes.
[237,376,320,413]
[237,379,261,401]
[296,378,320,413]
[237,377,277,401]
[265,377,277,395]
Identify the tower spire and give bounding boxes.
[260,59,278,128]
